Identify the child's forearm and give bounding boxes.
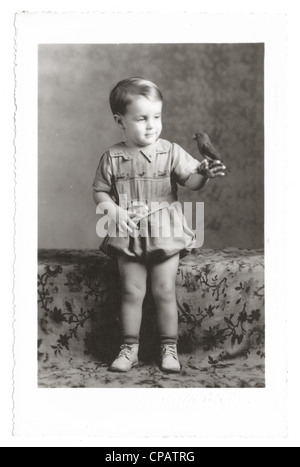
[93,190,120,218]
[184,173,209,191]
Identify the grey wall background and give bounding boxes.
[38,44,264,250]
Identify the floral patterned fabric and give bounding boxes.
[38,248,264,388]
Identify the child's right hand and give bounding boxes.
[116,207,139,234]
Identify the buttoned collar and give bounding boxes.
[109,139,171,163]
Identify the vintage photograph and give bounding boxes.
[37,43,264,388]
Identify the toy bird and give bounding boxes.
[193,131,230,172]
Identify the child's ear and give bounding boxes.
[113,114,125,130]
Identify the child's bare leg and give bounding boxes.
[109,255,148,372]
[149,253,180,342]
[117,255,148,343]
[149,253,181,372]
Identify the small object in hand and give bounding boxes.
[193,131,230,172]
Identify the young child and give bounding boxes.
[93,77,226,373]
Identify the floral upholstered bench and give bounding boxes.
[38,248,264,388]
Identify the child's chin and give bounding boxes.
[143,136,157,144]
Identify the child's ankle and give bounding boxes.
[123,335,140,345]
[160,336,178,346]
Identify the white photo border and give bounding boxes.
[14,11,287,438]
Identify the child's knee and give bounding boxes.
[152,282,176,301]
[122,281,147,299]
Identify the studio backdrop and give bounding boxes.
[38,43,264,249]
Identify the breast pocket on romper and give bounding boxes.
[158,170,170,177]
[116,173,130,180]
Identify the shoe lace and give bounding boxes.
[118,344,135,361]
[162,344,178,360]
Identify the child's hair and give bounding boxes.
[109,77,163,116]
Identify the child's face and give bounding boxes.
[117,96,163,147]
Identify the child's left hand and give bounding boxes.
[193,159,227,178]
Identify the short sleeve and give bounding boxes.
[171,143,201,186]
[92,151,113,193]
